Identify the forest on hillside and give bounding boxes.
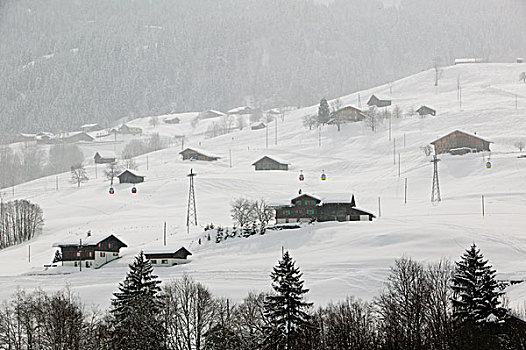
[0,0,524,136]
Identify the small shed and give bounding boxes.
[179,147,220,161]
[430,130,492,155]
[250,122,266,130]
[145,247,192,266]
[416,105,436,116]
[164,117,180,124]
[367,95,391,108]
[517,58,524,64]
[252,156,289,171]
[94,152,116,164]
[118,170,144,184]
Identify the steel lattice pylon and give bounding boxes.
[186,169,197,229]
[431,155,441,203]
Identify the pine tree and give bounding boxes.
[111,251,165,350]
[318,98,330,124]
[52,249,62,263]
[216,227,224,243]
[264,251,313,349]
[451,243,506,323]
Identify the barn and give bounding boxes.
[198,110,226,119]
[329,105,368,123]
[118,170,144,184]
[179,147,220,161]
[94,152,116,164]
[367,95,391,108]
[144,247,192,266]
[416,105,436,116]
[252,156,289,171]
[430,130,492,155]
[119,124,142,135]
[53,234,127,269]
[272,193,375,224]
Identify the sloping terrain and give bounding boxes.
[1,63,525,310]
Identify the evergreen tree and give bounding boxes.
[111,251,165,350]
[264,251,313,349]
[52,249,62,263]
[318,98,330,124]
[216,227,224,243]
[451,243,505,323]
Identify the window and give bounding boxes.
[151,260,157,264]
[161,259,168,264]
[113,253,118,256]
[282,210,286,215]
[298,201,301,206]
[73,252,77,257]
[100,252,105,257]
[287,210,291,215]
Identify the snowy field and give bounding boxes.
[1,63,526,310]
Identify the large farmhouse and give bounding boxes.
[430,130,491,155]
[272,193,375,224]
[144,247,192,267]
[252,156,289,171]
[367,95,391,108]
[53,234,127,269]
[180,147,220,161]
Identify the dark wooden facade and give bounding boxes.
[252,156,289,171]
[118,170,144,184]
[94,152,116,164]
[273,193,375,223]
[430,130,491,155]
[57,235,127,263]
[251,122,266,130]
[367,95,391,108]
[145,247,192,260]
[165,117,180,124]
[179,148,220,161]
[119,124,142,135]
[416,105,436,116]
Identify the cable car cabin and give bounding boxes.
[321,172,327,181]
[131,187,137,194]
[109,187,114,194]
[299,174,304,181]
[486,162,491,168]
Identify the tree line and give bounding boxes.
[0,243,524,349]
[0,199,44,249]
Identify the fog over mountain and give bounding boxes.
[1,0,524,135]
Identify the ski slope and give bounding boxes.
[1,63,526,310]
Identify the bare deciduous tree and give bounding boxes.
[433,57,443,86]
[70,163,89,187]
[514,141,525,152]
[520,72,526,83]
[104,162,122,186]
[231,198,256,227]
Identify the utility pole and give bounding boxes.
[404,178,408,204]
[275,118,278,145]
[431,155,441,203]
[318,125,321,147]
[186,169,198,233]
[265,123,268,148]
[388,115,392,141]
[28,245,31,263]
[398,153,401,177]
[229,149,232,168]
[459,87,462,110]
[164,222,167,246]
[79,239,82,272]
[482,195,485,217]
[378,196,381,218]
[393,139,396,165]
[56,176,59,191]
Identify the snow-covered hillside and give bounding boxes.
[1,63,526,310]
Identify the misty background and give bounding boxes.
[0,0,525,136]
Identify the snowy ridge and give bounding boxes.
[0,63,526,310]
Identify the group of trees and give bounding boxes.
[230,198,274,233]
[0,199,44,249]
[0,243,521,349]
[0,143,85,189]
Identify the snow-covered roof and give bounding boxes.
[80,123,99,128]
[317,192,355,204]
[95,151,116,158]
[250,122,266,127]
[18,133,36,138]
[179,147,221,159]
[53,233,126,247]
[430,130,492,144]
[118,170,144,178]
[227,106,252,114]
[454,58,484,64]
[265,108,281,114]
[252,155,290,165]
[208,109,226,116]
[143,247,192,255]
[291,193,322,202]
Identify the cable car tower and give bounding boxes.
[431,155,441,203]
[186,168,198,232]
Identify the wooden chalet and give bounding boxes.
[430,130,492,155]
[119,124,142,135]
[144,247,192,266]
[164,117,180,124]
[59,132,94,143]
[94,152,116,164]
[118,170,144,184]
[250,122,266,130]
[329,105,367,123]
[179,147,220,161]
[227,106,253,115]
[367,95,391,108]
[198,110,226,119]
[416,105,436,116]
[272,193,375,224]
[53,234,127,269]
[252,156,289,171]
